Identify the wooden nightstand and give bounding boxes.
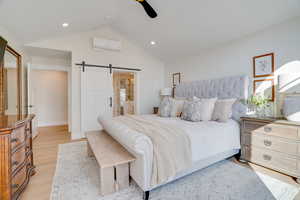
[240,116,300,183]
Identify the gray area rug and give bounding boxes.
[50,141,299,200]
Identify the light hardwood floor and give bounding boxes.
[20,125,300,200]
[20,125,71,200]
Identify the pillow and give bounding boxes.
[159,97,172,117]
[181,100,201,121]
[181,98,217,122]
[170,98,185,117]
[198,98,217,121]
[212,98,237,122]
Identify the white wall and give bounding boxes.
[31,70,68,127]
[28,27,165,139]
[165,17,300,87]
[165,17,300,115]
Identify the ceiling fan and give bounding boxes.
[135,0,157,18]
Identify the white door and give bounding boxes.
[27,63,38,137]
[81,67,113,132]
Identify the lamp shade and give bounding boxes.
[278,73,300,93]
[160,88,172,96]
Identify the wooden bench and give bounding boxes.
[86,131,136,196]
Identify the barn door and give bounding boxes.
[81,67,113,132]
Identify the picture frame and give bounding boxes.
[173,73,181,87]
[253,53,274,78]
[253,79,275,102]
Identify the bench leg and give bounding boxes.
[143,191,150,200]
[116,163,129,191]
[100,167,115,195]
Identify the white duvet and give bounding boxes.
[138,115,240,161]
[100,115,240,162]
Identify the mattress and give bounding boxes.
[137,115,240,161]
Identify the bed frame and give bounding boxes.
[102,75,250,200]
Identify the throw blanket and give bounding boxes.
[113,115,192,186]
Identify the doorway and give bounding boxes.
[113,72,136,116]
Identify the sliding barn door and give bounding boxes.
[81,67,113,132]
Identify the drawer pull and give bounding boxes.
[264,126,272,132]
[263,154,272,161]
[12,161,19,166]
[263,140,272,146]
[11,138,19,143]
[12,184,19,189]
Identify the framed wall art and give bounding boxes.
[253,79,275,102]
[253,53,274,78]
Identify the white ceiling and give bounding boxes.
[1,0,300,61]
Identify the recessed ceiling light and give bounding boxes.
[62,23,69,27]
[150,41,156,45]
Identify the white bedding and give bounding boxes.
[98,114,241,191]
[138,115,240,162]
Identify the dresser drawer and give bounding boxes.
[244,121,299,140]
[242,146,299,175]
[242,133,299,156]
[11,165,27,194]
[11,145,26,172]
[11,125,26,150]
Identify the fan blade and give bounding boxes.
[138,0,157,18]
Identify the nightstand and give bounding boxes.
[153,107,159,114]
[240,116,300,183]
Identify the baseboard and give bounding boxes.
[38,121,68,127]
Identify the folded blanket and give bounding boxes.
[113,115,192,186]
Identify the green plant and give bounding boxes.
[247,95,269,108]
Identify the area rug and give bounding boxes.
[50,141,299,200]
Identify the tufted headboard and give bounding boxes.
[175,75,250,120]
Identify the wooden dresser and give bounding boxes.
[240,117,300,182]
[0,115,35,200]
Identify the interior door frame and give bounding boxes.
[112,70,139,116]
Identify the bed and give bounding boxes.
[98,75,250,199]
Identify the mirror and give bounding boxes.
[0,46,21,115]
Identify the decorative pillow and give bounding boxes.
[212,98,237,122]
[198,98,218,121]
[181,100,201,121]
[159,97,172,117]
[170,99,185,117]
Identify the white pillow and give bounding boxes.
[181,98,217,122]
[212,99,237,122]
[198,98,217,121]
[170,98,185,117]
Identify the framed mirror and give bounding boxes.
[0,45,22,115]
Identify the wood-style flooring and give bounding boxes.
[20,125,300,200]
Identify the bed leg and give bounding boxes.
[143,191,150,200]
[234,150,241,161]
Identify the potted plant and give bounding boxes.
[245,95,271,117]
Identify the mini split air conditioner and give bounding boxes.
[92,37,122,51]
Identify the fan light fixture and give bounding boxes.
[135,0,158,18]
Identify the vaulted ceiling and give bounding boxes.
[1,0,300,61]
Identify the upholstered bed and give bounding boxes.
[98,75,250,199]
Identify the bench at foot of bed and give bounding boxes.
[86,131,136,196]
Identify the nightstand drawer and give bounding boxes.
[242,133,299,156]
[244,121,299,140]
[242,146,298,174]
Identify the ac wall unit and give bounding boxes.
[92,37,122,51]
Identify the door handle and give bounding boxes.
[109,97,112,108]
